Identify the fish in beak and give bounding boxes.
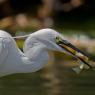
[56,37,95,73]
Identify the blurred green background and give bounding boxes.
[0,0,95,95]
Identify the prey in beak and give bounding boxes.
[56,37,95,73]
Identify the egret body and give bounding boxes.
[0,29,93,77]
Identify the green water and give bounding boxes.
[0,60,95,95]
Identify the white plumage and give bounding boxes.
[0,29,64,77]
[0,28,92,77]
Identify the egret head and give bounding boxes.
[34,28,66,52]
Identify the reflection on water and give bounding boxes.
[0,55,95,95]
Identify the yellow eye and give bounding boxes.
[56,37,62,43]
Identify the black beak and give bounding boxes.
[56,39,95,68]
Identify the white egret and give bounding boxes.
[0,28,94,77]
